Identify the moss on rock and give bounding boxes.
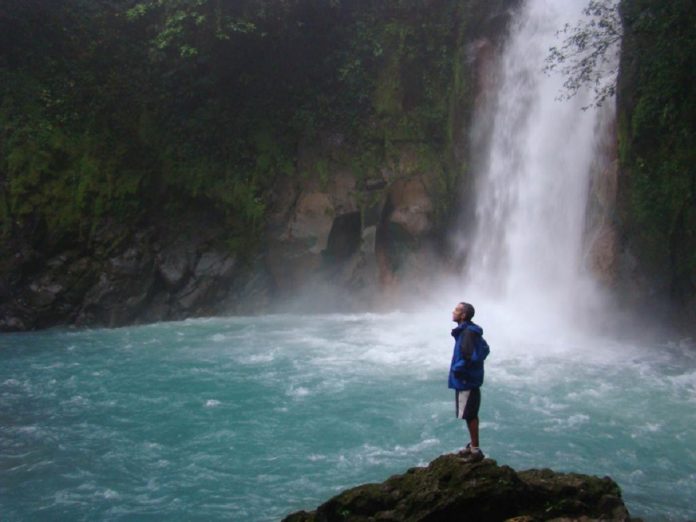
[283,454,634,522]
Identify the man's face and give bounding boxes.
[452,303,465,323]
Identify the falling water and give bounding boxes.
[460,0,617,333]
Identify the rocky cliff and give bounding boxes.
[2,0,693,333]
[283,454,635,522]
[0,0,519,331]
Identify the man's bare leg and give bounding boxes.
[466,417,479,449]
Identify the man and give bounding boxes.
[448,301,489,463]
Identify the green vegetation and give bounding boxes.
[617,0,696,300]
[6,0,690,307]
[0,0,467,255]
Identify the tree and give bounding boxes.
[544,0,622,108]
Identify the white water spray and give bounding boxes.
[459,0,617,336]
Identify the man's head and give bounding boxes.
[452,302,475,323]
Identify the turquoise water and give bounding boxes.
[1,313,695,521]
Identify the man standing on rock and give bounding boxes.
[448,301,490,463]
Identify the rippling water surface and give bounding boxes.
[1,312,695,521]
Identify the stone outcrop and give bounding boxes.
[0,213,272,331]
[0,140,448,330]
[265,135,446,310]
[0,0,521,331]
[586,116,620,288]
[283,454,634,522]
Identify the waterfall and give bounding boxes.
[459,0,617,333]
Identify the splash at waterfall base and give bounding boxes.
[284,455,633,522]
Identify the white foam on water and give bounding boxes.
[286,386,310,398]
[3,314,696,521]
[99,489,120,500]
[237,353,275,364]
[667,370,696,399]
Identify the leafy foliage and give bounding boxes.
[545,0,622,108]
[617,0,696,299]
[1,0,465,254]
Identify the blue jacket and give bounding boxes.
[448,321,489,390]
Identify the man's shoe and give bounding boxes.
[457,443,472,457]
[462,448,484,463]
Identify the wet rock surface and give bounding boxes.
[1,151,446,331]
[0,214,272,331]
[283,454,635,522]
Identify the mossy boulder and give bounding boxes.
[283,454,633,522]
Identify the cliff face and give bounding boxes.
[2,0,694,332]
[283,454,634,522]
[0,207,273,330]
[612,0,696,330]
[262,1,519,310]
[0,0,519,331]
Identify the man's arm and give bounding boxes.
[459,329,475,360]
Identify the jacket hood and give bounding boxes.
[468,322,483,335]
[451,321,483,338]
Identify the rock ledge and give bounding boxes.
[283,454,636,521]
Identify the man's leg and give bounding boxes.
[466,417,479,448]
[461,388,483,462]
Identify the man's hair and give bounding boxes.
[459,302,475,321]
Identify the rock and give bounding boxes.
[283,454,634,522]
[361,226,377,255]
[217,255,273,314]
[586,124,619,288]
[157,242,195,290]
[325,212,362,263]
[288,192,335,254]
[588,225,618,286]
[77,267,156,327]
[267,189,334,292]
[193,251,235,279]
[326,168,358,216]
[387,178,433,236]
[27,280,64,308]
[109,246,146,276]
[176,276,213,311]
[0,315,26,331]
